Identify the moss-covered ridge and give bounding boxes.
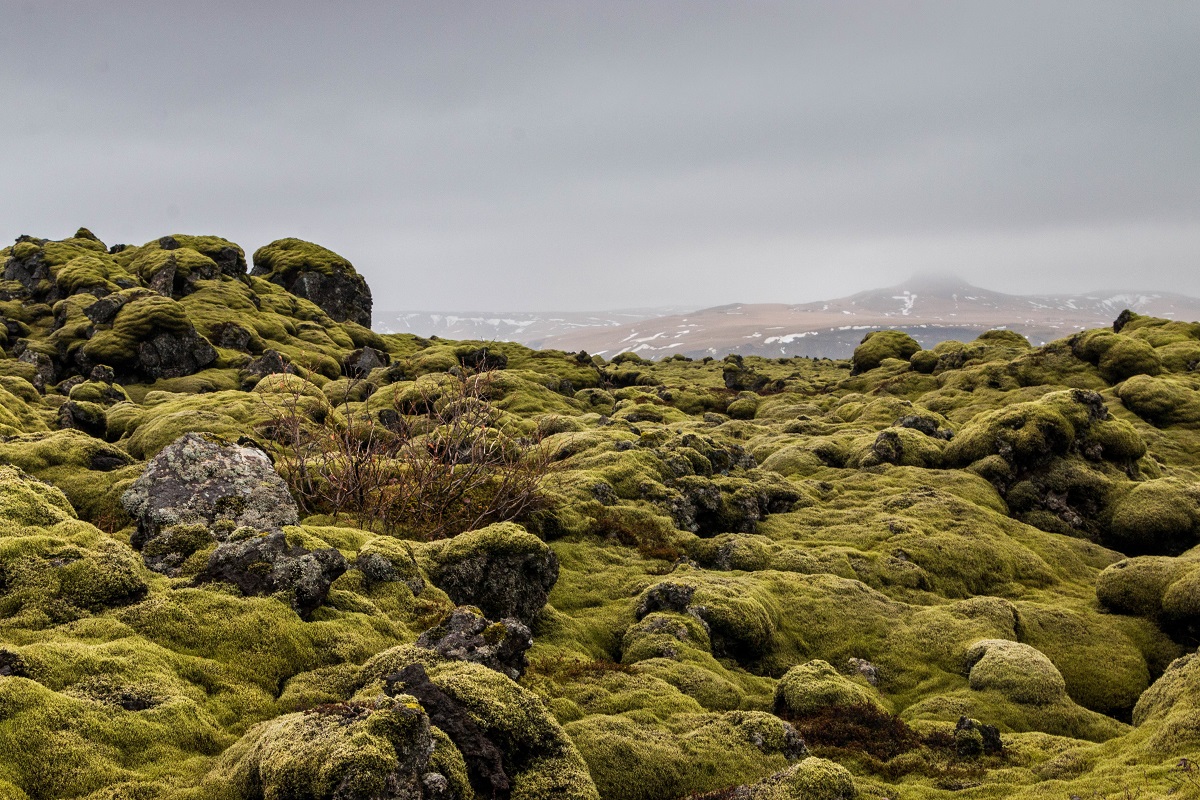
[2,229,1200,798]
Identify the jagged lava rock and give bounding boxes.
[195,531,347,617]
[416,606,533,680]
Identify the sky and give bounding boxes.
[2,1,1198,312]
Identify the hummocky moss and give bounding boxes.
[1106,478,1200,555]
[11,228,1200,798]
[850,330,921,375]
[773,659,885,716]
[963,639,1067,705]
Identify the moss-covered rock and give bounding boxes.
[964,639,1067,705]
[251,238,372,327]
[850,330,920,375]
[422,523,559,626]
[203,694,443,800]
[773,660,884,717]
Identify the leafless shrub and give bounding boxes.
[258,370,553,540]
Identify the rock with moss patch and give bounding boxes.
[744,756,857,800]
[425,523,559,626]
[251,237,372,327]
[196,531,347,617]
[417,606,533,680]
[205,694,446,799]
[121,432,299,569]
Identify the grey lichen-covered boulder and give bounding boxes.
[195,531,347,617]
[416,606,533,680]
[424,522,559,626]
[121,432,299,571]
[251,237,373,327]
[204,694,459,800]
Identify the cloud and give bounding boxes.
[1,1,1197,310]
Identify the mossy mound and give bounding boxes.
[250,238,372,327]
[964,639,1067,705]
[773,660,885,717]
[850,330,920,375]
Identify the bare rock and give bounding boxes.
[417,606,533,680]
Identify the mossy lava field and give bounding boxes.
[2,229,1200,800]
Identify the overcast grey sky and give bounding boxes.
[2,2,1198,310]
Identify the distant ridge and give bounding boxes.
[378,277,1200,360]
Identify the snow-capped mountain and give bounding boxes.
[377,277,1200,360]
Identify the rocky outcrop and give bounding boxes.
[417,606,533,680]
[251,238,372,327]
[385,663,511,800]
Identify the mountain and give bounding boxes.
[373,307,694,348]
[384,277,1200,359]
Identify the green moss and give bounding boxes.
[0,465,76,530]
[774,659,884,716]
[1096,556,1188,617]
[1132,652,1200,755]
[850,330,921,375]
[750,757,858,800]
[565,711,801,800]
[964,639,1067,705]
[203,695,432,799]
[1106,478,1200,555]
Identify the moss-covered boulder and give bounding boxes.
[251,238,372,327]
[203,694,450,800]
[850,330,920,375]
[423,523,559,626]
[964,639,1067,705]
[77,291,217,381]
[773,660,884,718]
[745,756,858,800]
[359,646,599,800]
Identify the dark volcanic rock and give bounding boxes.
[0,648,28,677]
[242,349,293,381]
[426,523,559,626]
[385,663,511,800]
[208,321,254,351]
[196,531,347,617]
[57,400,107,438]
[251,238,372,327]
[121,432,299,570]
[343,346,390,379]
[417,606,533,680]
[134,328,216,380]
